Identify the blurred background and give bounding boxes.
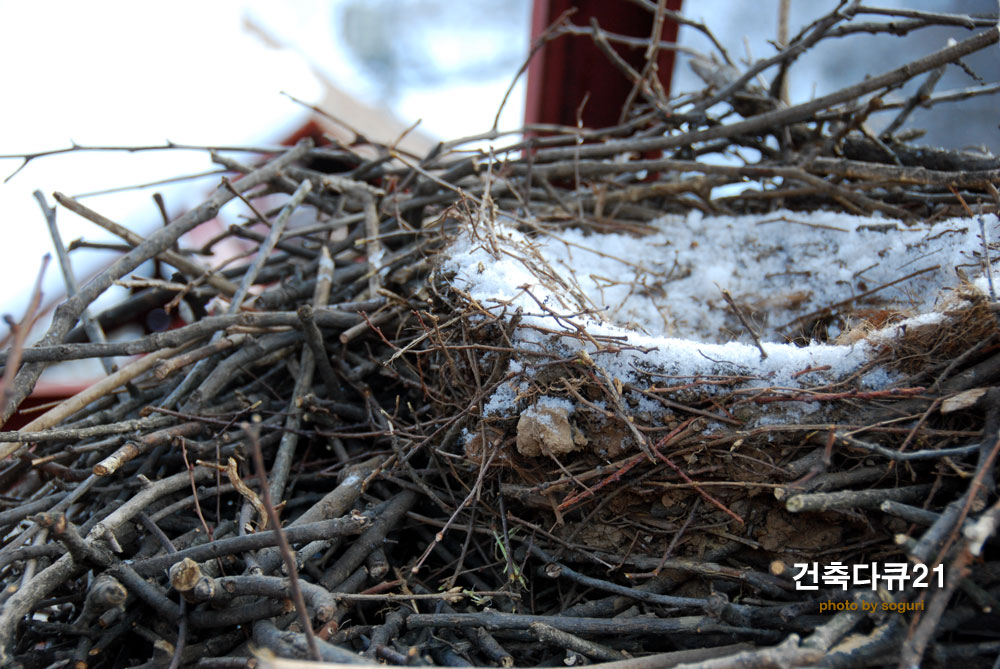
[0,0,997,390]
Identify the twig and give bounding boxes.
[52,191,239,297]
[785,484,933,513]
[34,191,118,378]
[719,288,767,359]
[1,139,313,425]
[1,343,186,460]
[247,424,319,661]
[0,255,49,412]
[529,621,627,662]
[0,140,285,183]
[530,28,998,163]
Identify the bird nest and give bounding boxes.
[2,4,1000,668]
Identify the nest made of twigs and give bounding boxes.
[3,3,1000,668]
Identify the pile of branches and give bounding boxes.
[2,3,1000,668]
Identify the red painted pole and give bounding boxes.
[525,0,683,129]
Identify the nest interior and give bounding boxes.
[3,4,1000,668]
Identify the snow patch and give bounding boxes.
[440,211,999,422]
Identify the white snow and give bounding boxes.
[526,395,576,425]
[441,210,999,419]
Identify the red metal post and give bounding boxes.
[525,0,683,129]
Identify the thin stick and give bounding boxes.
[1,140,285,183]
[530,28,998,163]
[247,423,320,661]
[52,191,239,297]
[0,343,185,460]
[1,139,313,425]
[952,188,999,303]
[619,0,670,123]
[491,9,577,132]
[777,0,791,105]
[35,191,120,378]
[719,287,767,359]
[228,179,313,312]
[0,255,49,412]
